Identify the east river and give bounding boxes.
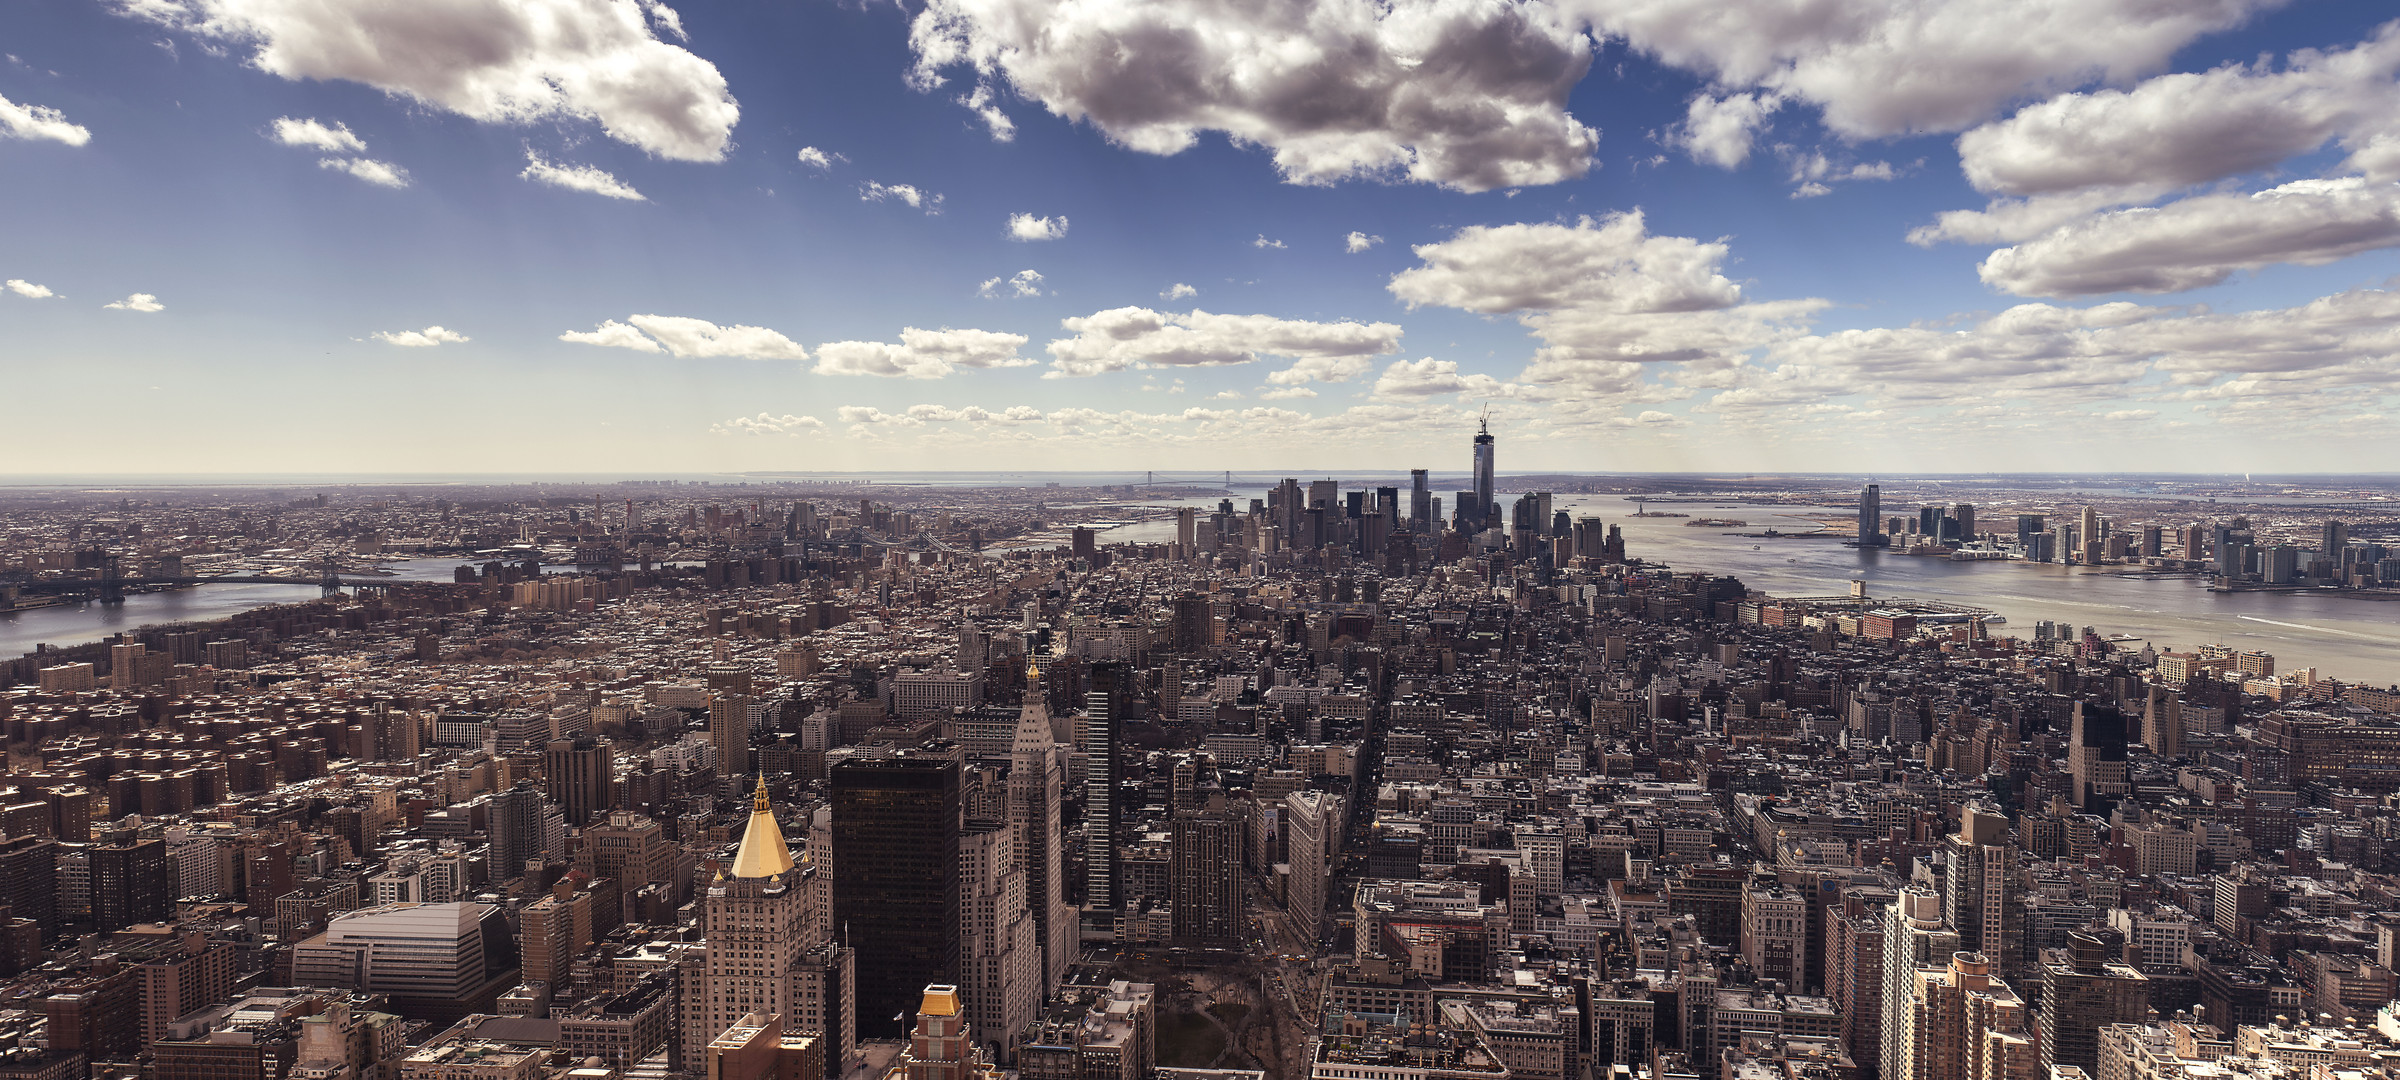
[7,497,2396,686]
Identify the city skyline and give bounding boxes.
[5,2,2400,474]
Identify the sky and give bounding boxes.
[3,0,2399,477]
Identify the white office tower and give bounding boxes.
[1008,660,1075,992]
[959,820,1039,1062]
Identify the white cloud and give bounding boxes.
[2100,409,2158,421]
[1045,306,1404,378]
[320,156,410,187]
[812,327,1033,378]
[373,325,468,347]
[625,314,806,359]
[1252,235,1286,249]
[1791,182,1831,199]
[522,150,645,200]
[1008,213,1068,241]
[1371,356,1521,399]
[127,0,738,161]
[1162,283,1198,300]
[1668,91,1779,168]
[5,279,56,299]
[105,293,164,312]
[1953,25,2400,199]
[558,319,664,352]
[862,180,942,213]
[959,81,1015,141]
[559,315,806,359]
[795,146,845,169]
[0,92,91,146]
[1259,386,1318,399]
[1979,178,2400,296]
[1390,211,1743,315]
[1345,231,1382,253]
[1389,211,1829,396]
[978,269,1045,298]
[1264,355,1374,385]
[1577,0,2275,141]
[714,412,825,435]
[907,0,1598,192]
[270,115,365,152]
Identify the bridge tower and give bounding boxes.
[98,555,124,605]
[320,556,344,596]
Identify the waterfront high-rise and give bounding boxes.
[1472,418,1495,532]
[1858,484,1883,545]
[832,754,962,1038]
[1409,469,1432,529]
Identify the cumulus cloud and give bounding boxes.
[270,115,365,153]
[795,146,845,169]
[320,156,410,187]
[1696,285,2400,427]
[126,0,739,161]
[558,314,806,359]
[557,319,664,352]
[1252,234,1286,249]
[907,0,1598,192]
[812,327,1033,378]
[1264,355,1375,385]
[105,293,164,312]
[1390,211,1828,397]
[373,325,468,347]
[1260,386,1318,399]
[1668,91,1779,168]
[713,412,824,435]
[1044,306,1404,378]
[1979,178,2400,296]
[1953,24,2400,199]
[862,180,941,213]
[978,269,1045,298]
[0,92,91,146]
[1372,356,1521,399]
[1008,213,1068,241]
[1578,0,2274,141]
[5,279,57,299]
[1161,283,1198,300]
[1345,231,1382,253]
[522,150,645,200]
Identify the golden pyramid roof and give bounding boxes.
[918,985,961,1017]
[728,775,795,879]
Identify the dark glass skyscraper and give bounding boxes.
[831,754,961,1037]
[1472,418,1495,531]
[1857,483,1882,545]
[1083,662,1127,912]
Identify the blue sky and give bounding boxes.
[3,0,2398,475]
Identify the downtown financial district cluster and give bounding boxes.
[6,427,2400,1080]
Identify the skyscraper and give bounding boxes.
[1008,660,1074,993]
[90,839,168,934]
[1168,811,1243,948]
[1944,803,2021,982]
[959,820,1038,1060]
[1084,662,1128,914]
[1409,470,1432,529]
[832,755,961,1038]
[2038,931,2148,1077]
[1858,484,1882,545]
[543,738,615,828]
[697,778,810,1043]
[1472,418,1495,532]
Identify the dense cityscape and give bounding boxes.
[0,423,2396,1080]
